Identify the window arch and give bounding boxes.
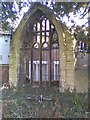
[29,16,60,86]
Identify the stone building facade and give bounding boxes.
[9,3,76,91]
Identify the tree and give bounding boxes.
[1,2,21,31]
[1,1,89,35]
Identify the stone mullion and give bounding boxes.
[40,20,42,85]
[29,26,34,86]
[26,49,29,78]
[28,46,31,83]
[29,28,33,84]
[49,22,52,86]
[31,47,33,86]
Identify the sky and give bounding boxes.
[62,8,88,28]
[13,1,88,31]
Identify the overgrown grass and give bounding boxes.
[2,84,88,118]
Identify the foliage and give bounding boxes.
[74,25,88,42]
[1,2,16,31]
[1,2,89,28]
[0,1,88,43]
[51,2,89,19]
[2,84,88,118]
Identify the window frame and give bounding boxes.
[29,16,60,85]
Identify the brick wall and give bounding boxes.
[0,65,9,84]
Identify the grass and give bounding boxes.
[2,84,88,118]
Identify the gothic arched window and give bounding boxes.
[29,16,60,86]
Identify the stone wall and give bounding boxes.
[59,26,75,91]
[9,3,75,90]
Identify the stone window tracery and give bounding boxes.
[28,16,60,85]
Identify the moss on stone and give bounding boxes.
[9,3,75,90]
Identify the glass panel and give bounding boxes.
[37,33,40,43]
[51,43,60,81]
[46,36,49,43]
[33,24,36,32]
[42,46,49,81]
[46,32,49,36]
[33,61,39,81]
[42,63,48,80]
[32,47,40,81]
[46,19,49,30]
[42,20,45,31]
[37,23,40,31]
[42,43,48,48]
[51,24,54,29]
[34,43,39,48]
[42,32,45,43]
[54,61,59,80]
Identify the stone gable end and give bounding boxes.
[9,3,75,91]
